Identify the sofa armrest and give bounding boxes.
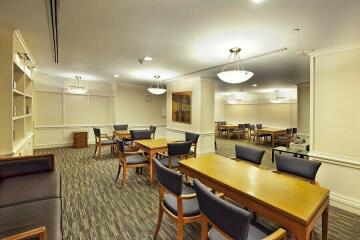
[2,226,46,240]
[0,154,55,179]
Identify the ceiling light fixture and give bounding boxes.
[138,56,153,64]
[113,74,119,78]
[147,75,167,95]
[217,47,254,84]
[252,84,257,87]
[67,76,87,95]
[252,0,265,3]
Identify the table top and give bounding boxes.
[135,138,168,149]
[220,124,238,128]
[113,130,130,135]
[257,127,286,133]
[273,146,309,156]
[179,153,329,224]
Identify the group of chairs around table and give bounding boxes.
[92,124,157,159]
[216,122,298,147]
[153,143,322,240]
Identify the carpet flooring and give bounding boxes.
[34,138,360,240]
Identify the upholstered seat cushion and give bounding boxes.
[101,139,116,145]
[159,156,181,168]
[163,185,200,217]
[0,198,62,240]
[0,172,61,208]
[126,154,148,165]
[208,220,272,240]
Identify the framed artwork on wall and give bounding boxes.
[172,91,192,124]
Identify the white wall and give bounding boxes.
[310,45,360,214]
[166,76,215,154]
[33,74,166,148]
[218,91,297,128]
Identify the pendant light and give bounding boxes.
[68,76,87,94]
[270,90,287,103]
[217,47,254,84]
[147,75,167,95]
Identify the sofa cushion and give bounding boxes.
[0,171,61,208]
[0,198,62,240]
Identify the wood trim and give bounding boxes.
[2,226,46,240]
[0,153,55,170]
[309,151,360,169]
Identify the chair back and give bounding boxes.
[93,128,101,137]
[235,144,265,165]
[185,132,200,144]
[167,141,192,156]
[149,125,156,138]
[256,124,263,129]
[292,128,298,134]
[238,124,245,130]
[286,128,293,134]
[244,123,250,129]
[130,130,152,140]
[193,179,251,240]
[275,154,321,181]
[116,139,125,153]
[114,124,128,131]
[249,125,255,130]
[154,159,183,196]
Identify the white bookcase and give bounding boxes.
[0,28,35,156]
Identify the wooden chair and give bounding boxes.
[157,141,192,169]
[274,128,292,147]
[249,125,256,142]
[149,125,157,139]
[153,159,201,240]
[237,124,246,140]
[115,139,149,189]
[274,154,321,184]
[185,132,199,157]
[93,128,116,160]
[193,179,286,240]
[231,144,265,166]
[3,227,47,240]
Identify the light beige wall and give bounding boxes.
[223,102,297,128]
[33,74,166,148]
[310,46,360,214]
[297,83,310,137]
[166,76,215,154]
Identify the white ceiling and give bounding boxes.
[0,0,360,91]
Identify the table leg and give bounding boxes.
[149,150,155,186]
[272,149,275,162]
[322,206,329,240]
[228,129,231,139]
[271,133,275,148]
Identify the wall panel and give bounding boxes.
[64,94,89,125]
[35,92,63,126]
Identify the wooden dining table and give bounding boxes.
[178,153,329,240]
[257,127,286,147]
[220,124,238,139]
[134,138,169,185]
[113,130,131,140]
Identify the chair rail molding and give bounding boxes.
[309,151,360,169]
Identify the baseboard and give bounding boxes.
[330,192,360,215]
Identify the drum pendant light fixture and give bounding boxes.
[217,47,254,84]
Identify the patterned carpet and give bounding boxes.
[34,138,360,240]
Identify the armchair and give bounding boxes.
[93,127,116,160]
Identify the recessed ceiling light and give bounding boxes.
[252,84,257,87]
[143,56,153,61]
[114,74,119,78]
[252,0,265,3]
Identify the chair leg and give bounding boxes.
[153,206,164,239]
[97,146,102,160]
[93,145,97,158]
[177,219,184,240]
[115,164,121,182]
[121,167,127,189]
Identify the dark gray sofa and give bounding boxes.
[0,154,62,240]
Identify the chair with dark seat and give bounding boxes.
[274,128,292,147]
[113,124,128,131]
[292,128,298,136]
[115,139,149,188]
[248,125,257,142]
[255,124,271,143]
[153,159,201,240]
[93,127,116,159]
[149,125,157,139]
[237,124,246,140]
[244,123,250,138]
[193,179,286,240]
[275,154,321,183]
[185,132,200,157]
[232,144,265,166]
[157,141,192,169]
